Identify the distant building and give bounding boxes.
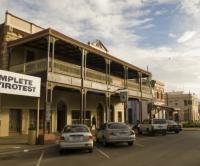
[166,91,199,122]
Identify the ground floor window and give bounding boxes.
[71,110,91,126]
[9,109,22,133]
[72,110,80,124]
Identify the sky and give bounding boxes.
[0,0,200,97]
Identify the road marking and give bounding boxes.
[134,143,145,147]
[24,149,29,153]
[36,151,44,166]
[13,146,21,149]
[95,147,110,159]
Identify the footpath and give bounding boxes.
[0,135,58,155]
[182,128,200,131]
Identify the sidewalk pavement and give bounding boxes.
[0,135,58,155]
[182,128,200,131]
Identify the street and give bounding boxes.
[0,131,200,166]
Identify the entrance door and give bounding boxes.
[97,104,104,128]
[128,108,133,124]
[9,109,22,134]
[57,101,66,132]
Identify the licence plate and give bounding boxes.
[70,136,83,142]
[119,132,128,136]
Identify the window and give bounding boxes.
[161,92,163,100]
[184,100,187,106]
[72,111,80,124]
[71,110,91,126]
[63,125,89,133]
[108,123,128,129]
[153,119,166,124]
[157,92,160,99]
[26,50,35,62]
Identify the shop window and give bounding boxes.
[71,110,91,127]
[72,110,80,124]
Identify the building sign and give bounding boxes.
[0,70,41,97]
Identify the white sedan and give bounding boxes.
[59,124,93,153]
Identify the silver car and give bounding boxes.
[96,122,136,146]
[59,124,94,153]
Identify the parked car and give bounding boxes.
[59,124,93,153]
[139,118,167,135]
[166,120,182,133]
[96,122,136,146]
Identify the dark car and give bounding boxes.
[166,120,182,133]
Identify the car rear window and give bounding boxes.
[153,119,166,124]
[108,123,128,129]
[63,126,89,133]
[167,120,177,125]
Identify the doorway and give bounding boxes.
[57,101,66,132]
[97,104,104,128]
[9,109,22,134]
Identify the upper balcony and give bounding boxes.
[10,57,151,95]
[8,28,152,98]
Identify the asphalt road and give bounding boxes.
[0,131,200,166]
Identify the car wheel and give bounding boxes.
[88,148,93,153]
[59,149,64,154]
[102,137,108,147]
[162,131,166,136]
[128,142,133,146]
[175,131,179,134]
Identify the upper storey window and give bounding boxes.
[26,50,35,62]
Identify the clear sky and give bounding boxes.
[0,0,200,96]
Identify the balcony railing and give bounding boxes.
[9,58,150,92]
[86,68,106,84]
[127,80,139,91]
[142,85,151,94]
[10,59,47,74]
[110,75,124,87]
[53,59,81,78]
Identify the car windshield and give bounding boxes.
[63,126,89,133]
[153,119,166,124]
[167,120,178,125]
[108,123,129,130]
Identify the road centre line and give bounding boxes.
[95,147,111,159]
[36,151,44,166]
